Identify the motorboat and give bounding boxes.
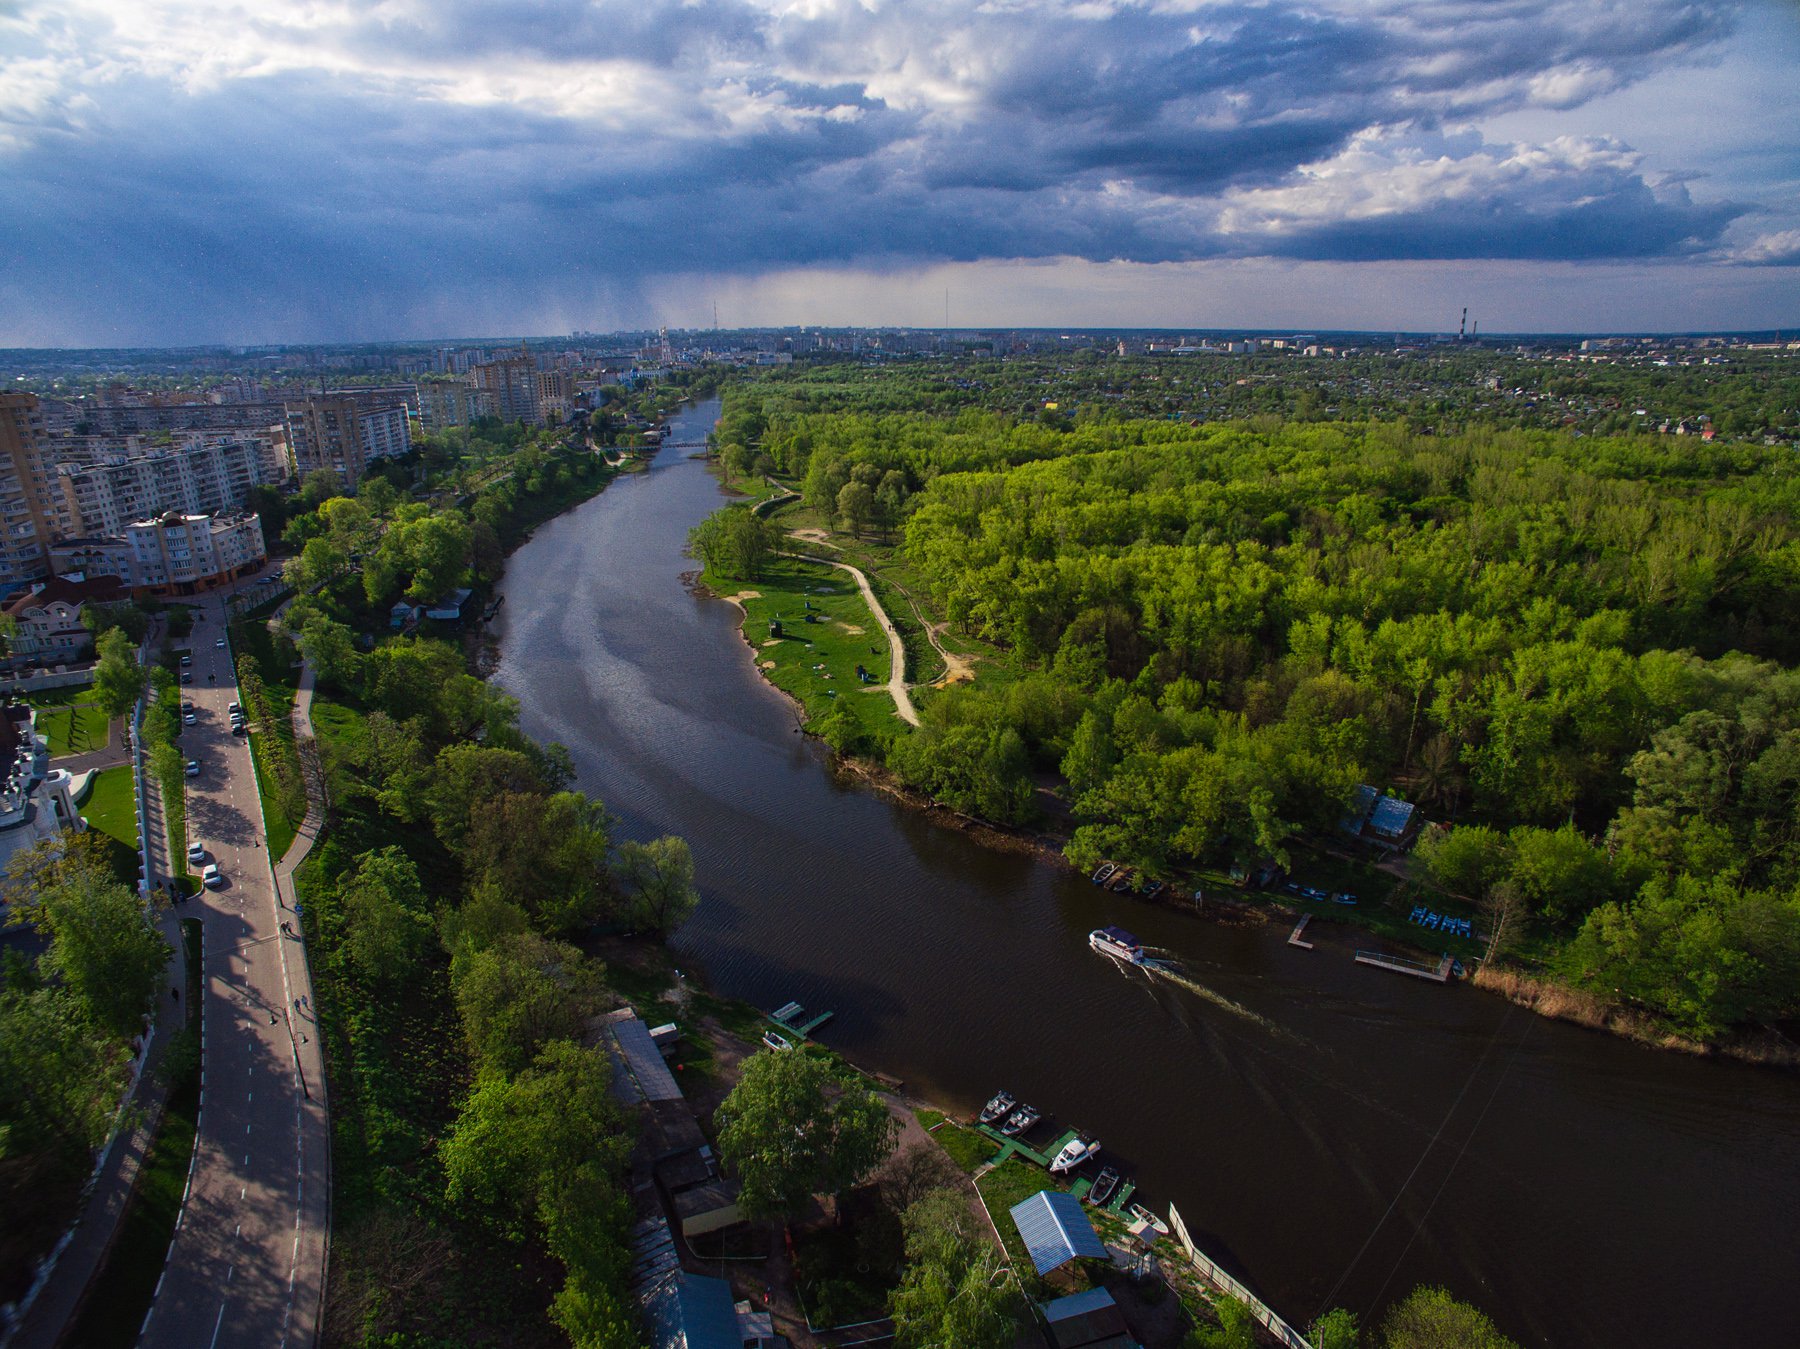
[1089,1167,1121,1207]
[1049,1136,1100,1175]
[1000,1104,1041,1137]
[979,1090,1017,1124]
[1089,926,1147,964]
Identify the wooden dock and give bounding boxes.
[1354,950,1453,983]
[767,1001,835,1038]
[1287,915,1314,950]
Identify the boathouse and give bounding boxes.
[1041,1286,1133,1348]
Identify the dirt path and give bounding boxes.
[792,552,920,727]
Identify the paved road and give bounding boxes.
[140,589,328,1349]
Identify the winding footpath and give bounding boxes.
[792,551,919,727]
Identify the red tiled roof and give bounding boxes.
[4,574,127,618]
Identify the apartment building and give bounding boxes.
[283,395,412,485]
[418,381,496,429]
[51,511,266,598]
[471,355,542,424]
[0,395,61,592]
[54,399,289,437]
[49,436,287,537]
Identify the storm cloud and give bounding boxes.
[0,0,1790,341]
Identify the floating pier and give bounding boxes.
[1354,950,1453,983]
[1287,915,1314,950]
[766,1000,835,1037]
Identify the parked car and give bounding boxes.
[215,638,227,649]
[179,672,192,684]
[185,760,200,776]
[179,654,191,666]
[187,843,207,864]
[183,711,197,725]
[201,863,224,889]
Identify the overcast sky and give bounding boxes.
[2,0,1797,344]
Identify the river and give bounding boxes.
[493,398,1800,1348]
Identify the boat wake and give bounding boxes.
[1097,948,1279,1033]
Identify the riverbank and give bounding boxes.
[693,460,1800,1069]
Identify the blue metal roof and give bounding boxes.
[646,1272,740,1349]
[1010,1190,1108,1275]
[1043,1285,1120,1323]
[1368,795,1416,839]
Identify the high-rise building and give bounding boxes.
[471,354,543,425]
[418,381,496,429]
[283,396,412,485]
[50,437,286,538]
[0,394,61,591]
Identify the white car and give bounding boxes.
[183,711,197,725]
[215,638,227,648]
[187,843,207,863]
[201,863,224,889]
[179,654,191,666]
[184,759,200,776]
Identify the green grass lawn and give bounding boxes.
[703,555,907,741]
[80,765,138,849]
[975,1157,1080,1293]
[38,702,111,757]
[916,1112,998,1174]
[247,729,299,862]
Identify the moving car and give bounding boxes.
[215,638,227,649]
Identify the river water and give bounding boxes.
[494,398,1800,1348]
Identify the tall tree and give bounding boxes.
[91,627,143,718]
[889,1189,1021,1349]
[1380,1286,1520,1349]
[615,835,700,936]
[716,1049,896,1222]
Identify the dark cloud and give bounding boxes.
[0,0,1775,341]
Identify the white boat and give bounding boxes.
[1089,926,1146,964]
[1049,1136,1100,1174]
[1128,1203,1170,1237]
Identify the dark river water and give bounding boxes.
[494,398,1800,1348]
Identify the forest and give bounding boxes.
[713,378,1800,1044]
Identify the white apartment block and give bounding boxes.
[51,511,266,598]
[49,436,287,538]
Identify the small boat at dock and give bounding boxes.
[1127,1203,1170,1236]
[1092,862,1118,885]
[1089,1167,1121,1207]
[1000,1104,1041,1137]
[1089,926,1148,964]
[1050,1136,1101,1174]
[979,1090,1017,1124]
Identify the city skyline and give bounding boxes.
[2,0,1798,344]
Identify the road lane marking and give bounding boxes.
[208,1301,227,1349]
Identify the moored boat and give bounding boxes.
[1089,1166,1121,1207]
[1127,1203,1170,1236]
[1000,1104,1041,1137]
[1091,862,1118,885]
[979,1090,1017,1124]
[1089,925,1147,964]
[1049,1136,1100,1174]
